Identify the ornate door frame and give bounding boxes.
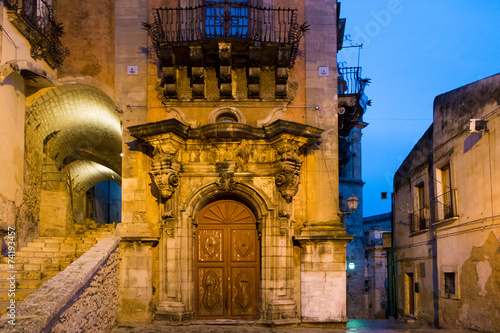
[194,199,261,319]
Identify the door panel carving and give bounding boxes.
[231,229,256,261]
[195,200,260,319]
[197,267,224,316]
[198,229,223,262]
[231,267,259,317]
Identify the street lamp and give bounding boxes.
[339,193,359,227]
[346,194,360,212]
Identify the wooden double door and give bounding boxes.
[195,200,260,319]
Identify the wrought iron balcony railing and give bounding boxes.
[409,207,429,233]
[337,66,369,136]
[435,189,457,221]
[5,0,69,68]
[338,66,367,95]
[147,2,303,66]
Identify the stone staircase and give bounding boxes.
[0,222,116,316]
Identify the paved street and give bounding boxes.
[112,319,477,332]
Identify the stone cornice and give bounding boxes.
[129,118,324,143]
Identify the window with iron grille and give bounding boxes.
[410,183,428,232]
[435,164,457,221]
[204,0,249,38]
[444,272,455,294]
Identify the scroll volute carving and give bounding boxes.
[275,168,300,201]
[151,138,183,200]
[273,138,303,201]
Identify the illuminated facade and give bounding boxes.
[1,0,366,326]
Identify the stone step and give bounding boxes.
[0,256,73,265]
[0,301,11,316]
[0,271,42,280]
[0,279,47,289]
[0,288,38,301]
[26,241,46,248]
[6,263,62,271]
[0,223,116,318]
[18,245,78,253]
[16,251,77,258]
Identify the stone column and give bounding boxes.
[114,0,156,322]
[297,0,352,324]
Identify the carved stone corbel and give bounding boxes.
[151,139,182,200]
[158,46,177,100]
[275,46,291,99]
[248,46,261,99]
[152,171,179,200]
[274,138,302,201]
[190,46,204,99]
[275,167,300,201]
[219,42,232,98]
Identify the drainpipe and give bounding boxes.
[390,192,397,319]
[428,155,440,328]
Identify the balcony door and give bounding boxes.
[194,200,260,319]
[204,0,249,38]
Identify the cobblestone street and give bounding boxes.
[112,320,477,333]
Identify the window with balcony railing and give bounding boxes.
[5,0,69,68]
[435,189,457,221]
[338,67,362,95]
[410,207,429,233]
[435,165,457,221]
[410,183,428,232]
[204,0,249,38]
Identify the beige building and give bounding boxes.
[0,0,366,328]
[393,74,500,332]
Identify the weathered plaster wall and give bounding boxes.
[445,232,500,332]
[432,74,500,331]
[0,72,25,236]
[394,74,500,331]
[57,0,115,89]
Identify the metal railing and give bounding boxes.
[5,0,69,68]
[150,2,298,44]
[435,189,457,220]
[338,66,365,95]
[409,207,429,232]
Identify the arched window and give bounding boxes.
[216,112,238,123]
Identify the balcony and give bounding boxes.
[146,2,303,68]
[5,0,69,68]
[338,66,369,137]
[435,189,457,221]
[409,207,429,233]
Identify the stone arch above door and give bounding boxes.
[184,181,272,238]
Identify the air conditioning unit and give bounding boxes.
[470,119,487,133]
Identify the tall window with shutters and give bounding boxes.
[435,164,456,221]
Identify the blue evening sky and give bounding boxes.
[338,0,500,217]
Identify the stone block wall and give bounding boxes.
[0,237,120,332]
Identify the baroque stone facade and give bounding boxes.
[0,0,364,327]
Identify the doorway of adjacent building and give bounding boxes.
[405,272,415,315]
[194,200,260,319]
